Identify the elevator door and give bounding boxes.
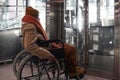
[88,0,114,79]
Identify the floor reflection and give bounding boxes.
[0,62,111,80]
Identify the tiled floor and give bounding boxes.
[0,62,111,80]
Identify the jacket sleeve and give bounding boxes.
[21,23,53,59]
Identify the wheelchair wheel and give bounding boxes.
[13,50,29,77]
[17,54,60,80]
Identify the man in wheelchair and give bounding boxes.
[21,6,85,79]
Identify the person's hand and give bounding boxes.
[48,54,56,62]
[51,43,61,48]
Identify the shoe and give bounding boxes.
[69,67,85,78]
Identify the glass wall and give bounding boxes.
[0,0,46,30]
[88,0,114,73]
[0,0,25,30]
[64,0,85,66]
[64,0,115,79]
[64,0,78,45]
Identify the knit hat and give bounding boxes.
[25,6,39,19]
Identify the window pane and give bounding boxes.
[8,0,16,5]
[0,0,26,30]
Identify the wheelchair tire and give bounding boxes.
[13,50,29,77]
[17,54,61,80]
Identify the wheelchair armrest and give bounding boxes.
[37,39,64,48]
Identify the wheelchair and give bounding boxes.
[13,40,85,80]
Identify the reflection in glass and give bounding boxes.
[0,0,25,30]
[88,0,114,72]
[0,0,46,30]
[64,0,85,66]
